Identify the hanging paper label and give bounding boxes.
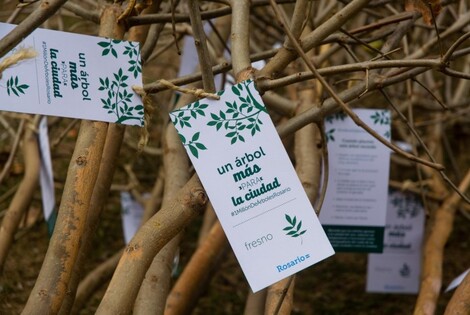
[120,192,145,244]
[0,22,144,126]
[170,80,334,292]
[38,116,57,235]
[320,109,391,252]
[366,188,425,293]
[445,268,470,293]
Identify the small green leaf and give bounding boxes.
[192,132,200,141]
[178,133,186,144]
[98,41,110,48]
[226,131,237,138]
[285,214,293,225]
[195,142,207,150]
[189,144,198,158]
[232,85,240,96]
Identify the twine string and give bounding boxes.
[158,79,220,100]
[0,47,37,79]
[132,85,154,152]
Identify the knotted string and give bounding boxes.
[0,47,37,79]
[158,79,220,100]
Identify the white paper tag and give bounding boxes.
[120,192,145,244]
[366,189,425,293]
[0,22,144,126]
[366,253,421,293]
[445,268,470,293]
[170,80,334,292]
[320,109,391,252]
[38,116,56,233]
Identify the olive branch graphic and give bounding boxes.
[123,42,142,79]
[370,110,390,125]
[325,128,335,143]
[207,80,267,145]
[283,214,306,244]
[98,38,122,58]
[170,100,209,129]
[5,76,29,97]
[325,112,347,124]
[178,131,207,158]
[98,68,144,125]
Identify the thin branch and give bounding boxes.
[62,2,100,23]
[0,0,70,58]
[188,0,216,92]
[0,119,25,185]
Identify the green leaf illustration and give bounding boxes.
[206,80,266,145]
[325,129,335,143]
[98,68,143,125]
[178,131,207,159]
[325,112,347,124]
[170,100,209,129]
[283,214,307,240]
[370,110,390,125]
[5,76,29,97]
[98,39,118,58]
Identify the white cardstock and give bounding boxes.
[38,117,55,222]
[319,109,391,252]
[0,22,144,126]
[171,80,334,292]
[367,189,425,293]
[366,253,421,294]
[445,268,470,293]
[120,192,145,244]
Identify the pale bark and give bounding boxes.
[264,277,295,315]
[71,250,123,315]
[133,95,190,315]
[413,169,470,315]
[57,5,127,313]
[0,117,40,274]
[444,270,470,315]
[164,222,228,315]
[95,174,208,315]
[244,289,267,315]
[21,119,108,315]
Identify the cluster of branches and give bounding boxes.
[0,0,469,314]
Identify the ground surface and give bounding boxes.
[0,198,469,314]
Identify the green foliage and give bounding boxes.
[124,42,142,79]
[6,76,29,96]
[170,100,209,128]
[98,38,122,58]
[99,68,144,125]
[370,110,390,125]
[283,214,306,238]
[325,128,335,142]
[178,131,207,158]
[207,81,266,145]
[325,112,347,124]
